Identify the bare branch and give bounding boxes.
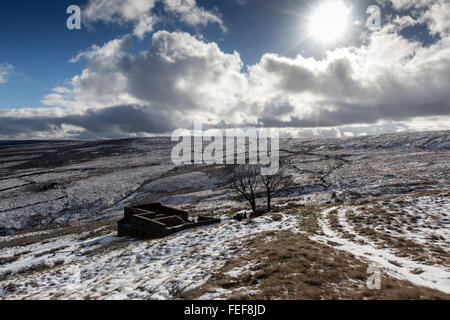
[229,165,261,213]
[261,163,294,212]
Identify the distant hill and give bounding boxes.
[0,140,72,148]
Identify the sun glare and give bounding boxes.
[308,1,351,43]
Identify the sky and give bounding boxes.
[0,0,449,140]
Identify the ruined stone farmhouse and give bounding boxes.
[118,203,220,239]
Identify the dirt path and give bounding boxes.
[313,207,450,294]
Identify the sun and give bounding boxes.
[307,1,351,43]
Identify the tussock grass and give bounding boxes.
[298,206,324,235]
[177,230,450,300]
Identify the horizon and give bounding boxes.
[1,127,449,145]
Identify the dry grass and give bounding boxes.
[34,246,69,258]
[298,206,324,235]
[178,230,450,300]
[328,209,355,240]
[269,213,283,222]
[0,255,20,266]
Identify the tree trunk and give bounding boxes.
[267,195,271,212]
[251,200,256,213]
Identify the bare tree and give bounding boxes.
[229,165,261,213]
[261,165,294,212]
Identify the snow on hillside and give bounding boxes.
[0,130,449,235]
[1,214,300,300]
[0,130,450,299]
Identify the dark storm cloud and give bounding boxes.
[258,99,450,128]
[0,105,175,138]
[64,104,176,134]
[260,55,362,98]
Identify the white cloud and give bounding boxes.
[0,63,14,84]
[245,23,450,128]
[163,0,225,31]
[84,0,157,23]
[84,0,224,38]
[35,31,247,136]
[383,0,435,10]
[133,14,160,39]
[422,0,450,36]
[392,15,420,31]
[49,36,136,111]
[380,0,450,36]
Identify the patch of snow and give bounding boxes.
[314,207,450,294]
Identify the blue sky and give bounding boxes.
[0,0,449,139]
[0,0,118,108]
